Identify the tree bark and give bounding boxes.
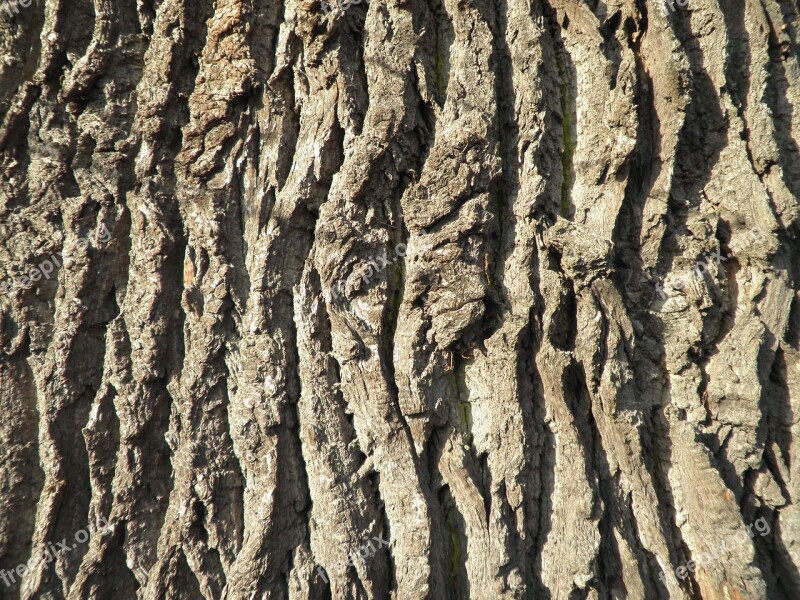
[1,0,799,598]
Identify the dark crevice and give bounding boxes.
[657,2,727,279]
[539,0,577,220]
[763,3,800,212]
[432,0,453,107]
[187,500,226,598]
[565,362,601,492]
[439,484,469,599]
[77,522,141,599]
[473,0,518,354]
[766,347,793,476]
[549,282,577,351]
[296,265,388,596]
[171,550,205,599]
[758,346,800,594]
[531,396,556,599]
[612,0,660,311]
[641,14,732,597]
[34,228,128,592]
[643,403,693,596]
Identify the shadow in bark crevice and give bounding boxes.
[646,9,730,593]
[764,347,800,596]
[73,522,141,599]
[438,483,470,599]
[763,3,800,216]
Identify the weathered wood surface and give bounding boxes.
[1,0,799,598]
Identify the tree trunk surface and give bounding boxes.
[1,0,799,598]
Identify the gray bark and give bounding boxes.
[1,0,799,598]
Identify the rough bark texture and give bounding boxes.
[1,0,800,598]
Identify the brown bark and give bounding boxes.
[1,0,799,598]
